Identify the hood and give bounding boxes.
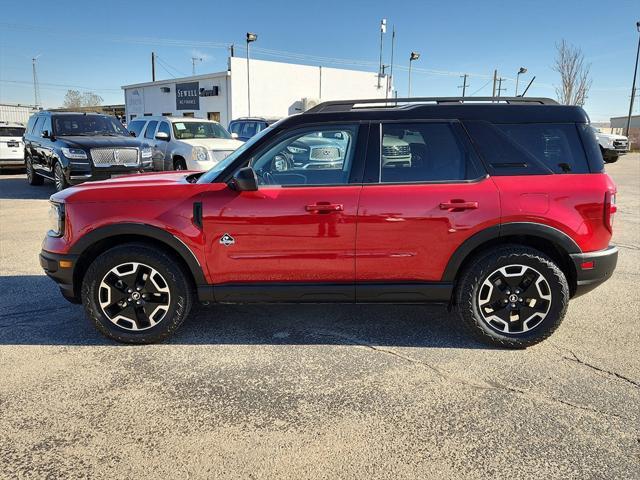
[179,138,244,150]
[50,171,211,204]
[58,135,151,149]
[595,131,627,141]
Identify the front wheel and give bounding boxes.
[455,246,569,348]
[54,162,69,192]
[81,243,193,344]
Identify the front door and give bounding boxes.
[201,123,367,302]
[355,121,500,301]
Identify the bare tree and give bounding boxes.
[553,39,592,106]
[62,90,104,108]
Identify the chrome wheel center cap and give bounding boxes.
[508,294,519,303]
[131,291,141,301]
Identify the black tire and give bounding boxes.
[53,162,69,192]
[455,245,569,349]
[174,158,187,170]
[26,156,44,185]
[81,243,193,344]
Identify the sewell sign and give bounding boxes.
[176,82,200,110]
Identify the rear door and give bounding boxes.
[355,121,500,301]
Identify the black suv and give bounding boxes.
[23,111,153,191]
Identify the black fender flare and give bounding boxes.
[69,223,207,285]
[441,222,581,282]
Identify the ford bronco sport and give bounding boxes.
[39,97,618,348]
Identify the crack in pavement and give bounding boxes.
[562,349,640,389]
[310,329,631,421]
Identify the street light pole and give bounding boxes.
[378,19,386,89]
[246,32,257,117]
[515,67,527,96]
[625,21,640,138]
[408,51,420,97]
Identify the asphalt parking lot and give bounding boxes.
[0,157,638,479]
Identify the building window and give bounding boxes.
[143,113,152,116]
[129,114,137,121]
[183,112,195,118]
[207,112,220,122]
[162,112,172,117]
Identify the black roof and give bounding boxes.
[288,97,589,125]
[38,111,112,116]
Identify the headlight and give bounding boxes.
[48,202,65,237]
[191,146,209,162]
[287,146,307,154]
[61,147,87,160]
[141,147,153,159]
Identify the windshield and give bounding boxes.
[0,127,25,137]
[53,115,129,136]
[197,125,275,184]
[172,121,231,140]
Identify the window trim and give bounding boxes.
[246,122,369,189]
[363,119,488,186]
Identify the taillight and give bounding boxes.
[604,191,617,232]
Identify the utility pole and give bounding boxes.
[192,57,203,75]
[378,19,386,89]
[387,25,395,100]
[31,57,40,107]
[458,74,469,98]
[625,21,640,137]
[492,69,498,98]
[497,77,507,97]
[151,52,156,81]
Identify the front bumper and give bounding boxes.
[40,250,80,302]
[570,245,618,297]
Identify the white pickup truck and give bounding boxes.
[591,126,630,163]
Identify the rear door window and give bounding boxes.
[378,122,482,183]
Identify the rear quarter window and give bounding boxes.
[464,121,590,175]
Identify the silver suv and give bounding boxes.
[127,116,244,171]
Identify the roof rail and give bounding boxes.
[305,96,558,114]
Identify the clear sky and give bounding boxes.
[1,0,638,122]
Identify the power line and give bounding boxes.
[470,79,492,96]
[0,79,121,92]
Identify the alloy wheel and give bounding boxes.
[26,159,33,182]
[54,164,65,191]
[98,262,171,331]
[477,264,552,334]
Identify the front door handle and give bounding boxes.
[305,202,344,213]
[439,200,479,211]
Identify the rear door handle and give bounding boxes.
[305,202,344,213]
[439,200,479,210]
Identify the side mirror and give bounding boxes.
[155,131,170,141]
[41,130,50,139]
[230,132,239,139]
[230,167,258,191]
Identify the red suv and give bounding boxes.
[40,97,618,348]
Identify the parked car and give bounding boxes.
[23,112,153,191]
[591,126,629,163]
[128,116,243,171]
[229,117,279,141]
[40,97,618,348]
[0,121,26,172]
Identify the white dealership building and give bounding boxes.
[122,57,389,127]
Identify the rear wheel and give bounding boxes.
[26,156,44,185]
[81,243,193,344]
[456,246,569,348]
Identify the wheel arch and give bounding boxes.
[444,222,580,298]
[70,223,205,298]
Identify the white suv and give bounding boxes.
[0,121,26,171]
[127,116,244,171]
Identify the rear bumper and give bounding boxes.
[570,245,618,297]
[40,250,79,301]
[0,158,25,167]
